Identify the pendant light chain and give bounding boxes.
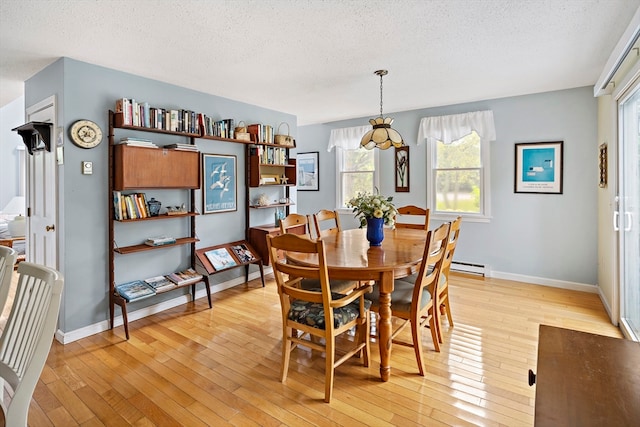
[379,72,384,118]
[360,69,405,150]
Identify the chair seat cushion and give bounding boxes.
[300,278,359,293]
[289,292,371,330]
[401,270,446,287]
[365,280,431,313]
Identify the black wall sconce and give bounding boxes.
[12,121,53,155]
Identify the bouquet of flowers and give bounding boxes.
[347,191,397,228]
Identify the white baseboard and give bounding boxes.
[597,285,616,325]
[55,269,270,344]
[490,270,598,294]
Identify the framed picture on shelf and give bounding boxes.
[514,141,563,194]
[395,146,409,192]
[297,151,319,191]
[203,153,237,213]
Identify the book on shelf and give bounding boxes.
[113,191,123,220]
[204,247,238,270]
[144,236,176,246]
[230,244,256,263]
[144,275,176,292]
[165,143,198,151]
[170,110,179,132]
[117,137,158,148]
[166,268,203,286]
[115,98,133,125]
[115,280,156,302]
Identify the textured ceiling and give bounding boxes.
[1,0,638,125]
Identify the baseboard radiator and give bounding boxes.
[451,261,486,276]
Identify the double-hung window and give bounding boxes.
[419,110,495,221]
[329,125,378,210]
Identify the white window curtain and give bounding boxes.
[417,110,496,145]
[327,125,372,151]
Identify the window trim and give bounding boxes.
[335,147,379,213]
[426,135,491,223]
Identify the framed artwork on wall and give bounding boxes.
[297,151,319,191]
[599,142,607,188]
[202,153,237,213]
[514,141,563,194]
[395,146,409,192]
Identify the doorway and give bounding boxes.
[25,95,58,270]
[618,82,640,341]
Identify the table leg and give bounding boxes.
[378,271,393,381]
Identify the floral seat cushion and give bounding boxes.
[288,292,371,330]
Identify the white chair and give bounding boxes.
[0,246,18,314]
[0,262,64,426]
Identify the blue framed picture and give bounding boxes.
[203,153,237,213]
[514,141,563,194]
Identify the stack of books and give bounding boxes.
[144,236,176,246]
[166,268,202,286]
[117,137,158,148]
[165,143,198,151]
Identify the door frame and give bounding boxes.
[25,95,59,270]
[615,72,640,341]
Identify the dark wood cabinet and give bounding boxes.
[113,145,200,190]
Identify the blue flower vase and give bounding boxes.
[366,217,384,246]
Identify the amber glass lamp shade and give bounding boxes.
[360,117,404,150]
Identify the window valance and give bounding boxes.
[417,110,496,145]
[327,125,372,151]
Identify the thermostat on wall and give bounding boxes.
[82,161,93,175]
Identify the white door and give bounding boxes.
[618,82,640,341]
[25,96,58,269]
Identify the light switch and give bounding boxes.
[82,161,93,175]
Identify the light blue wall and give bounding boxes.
[297,87,598,285]
[25,58,296,332]
[22,57,598,333]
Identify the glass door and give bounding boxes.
[618,83,640,341]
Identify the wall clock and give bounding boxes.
[70,119,103,149]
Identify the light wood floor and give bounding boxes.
[15,273,622,426]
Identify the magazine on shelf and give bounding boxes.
[144,236,176,246]
[205,248,238,270]
[144,275,176,292]
[166,268,203,286]
[115,280,156,302]
[230,244,256,263]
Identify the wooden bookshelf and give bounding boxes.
[108,109,208,340]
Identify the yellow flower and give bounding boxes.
[373,209,384,218]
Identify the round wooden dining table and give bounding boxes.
[286,227,428,381]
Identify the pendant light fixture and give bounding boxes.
[360,69,405,150]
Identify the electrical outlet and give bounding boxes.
[82,161,93,175]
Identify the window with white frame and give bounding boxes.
[336,147,378,208]
[418,110,495,220]
[328,125,378,210]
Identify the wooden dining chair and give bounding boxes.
[279,213,311,237]
[365,222,450,376]
[0,261,64,426]
[0,246,18,314]
[436,216,462,341]
[280,212,359,293]
[395,205,430,230]
[312,209,342,238]
[266,233,372,402]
